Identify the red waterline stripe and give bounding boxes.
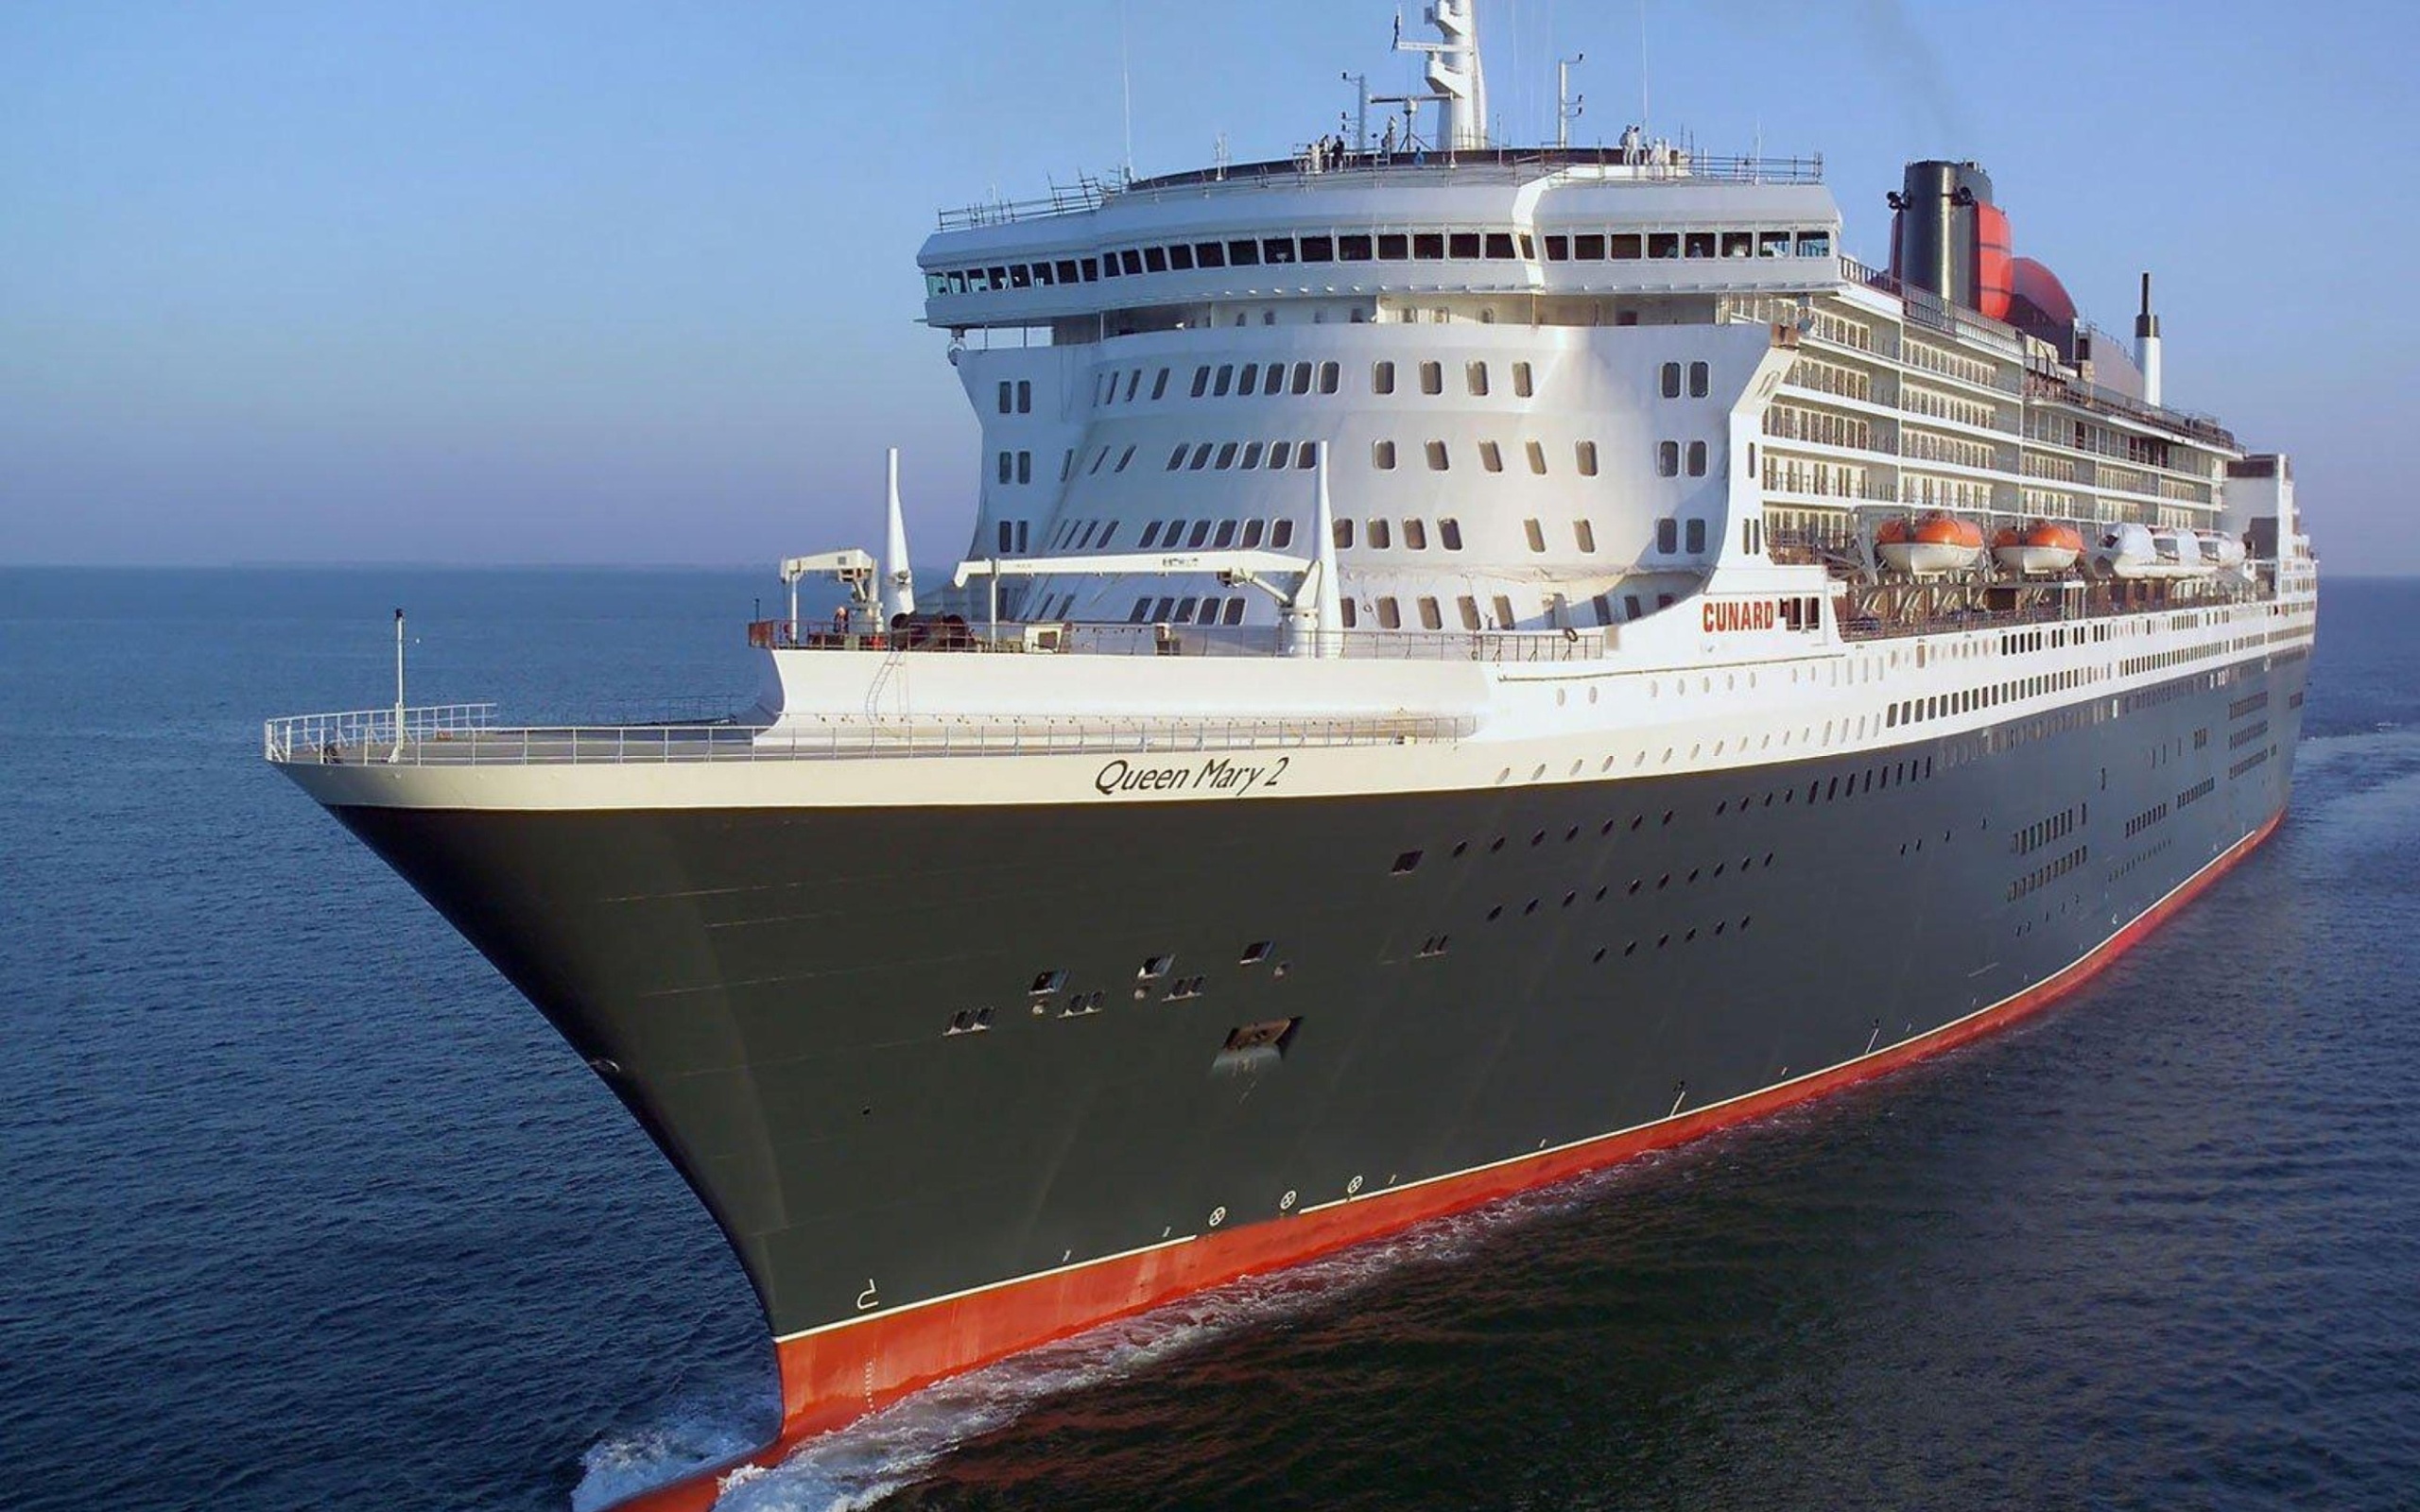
[612,812,2284,1511]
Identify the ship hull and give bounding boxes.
[311,653,2302,1504]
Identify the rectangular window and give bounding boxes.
[1376,597,1402,629]
[1269,440,1293,470]
[1015,452,1031,484]
[1318,361,1340,394]
[1655,518,1678,554]
[1299,234,1334,263]
[1685,518,1706,553]
[1512,362,1533,398]
[1592,594,1613,627]
[1758,232,1790,258]
[1241,519,1264,547]
[1544,234,1569,261]
[998,381,1013,414]
[1684,231,1717,258]
[1796,231,1833,257]
[1413,232,1444,259]
[1339,598,1357,628]
[1573,232,1608,260]
[1372,438,1396,470]
[1721,231,1754,258]
[1419,360,1443,395]
[1223,598,1246,626]
[1686,439,1708,476]
[1168,244,1195,270]
[1009,264,1030,288]
[1625,593,1644,620]
[1130,598,1151,624]
[1425,439,1450,471]
[1660,362,1682,399]
[1262,236,1296,264]
[998,520,1014,552]
[1195,242,1225,267]
[1272,519,1295,549]
[1576,440,1599,476]
[1373,360,1395,395]
[1120,249,1143,275]
[1418,596,1443,629]
[1339,233,1373,260]
[1466,361,1489,397]
[1657,440,1680,476]
[1483,232,1515,259]
[1080,257,1099,281]
[1687,361,1708,398]
[1017,380,1032,413]
[1294,441,1316,469]
[1478,440,1503,472]
[997,450,1013,484]
[1403,518,1427,550]
[1227,238,1260,266]
[1575,520,1598,553]
[1368,518,1392,549]
[1334,518,1355,550]
[1648,232,1680,259]
[1173,596,1196,623]
[1440,518,1463,550]
[1143,246,1168,272]
[1378,232,1409,259]
[1448,232,1481,259]
[1524,519,1546,553]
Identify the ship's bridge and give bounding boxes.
[919,150,1842,333]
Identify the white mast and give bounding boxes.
[882,447,917,621]
[1396,1,1490,151]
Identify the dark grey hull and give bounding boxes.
[326,652,2305,1343]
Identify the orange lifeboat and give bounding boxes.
[1877,512,1984,576]
[1991,520,2083,576]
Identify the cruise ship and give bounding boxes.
[266,5,2316,1506]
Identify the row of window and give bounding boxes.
[1370,438,1603,476]
[2009,844,2090,902]
[2014,802,2086,857]
[1119,593,1254,627]
[1886,662,2097,729]
[1089,358,1541,409]
[1659,361,1711,399]
[926,226,1837,297]
[1162,438,1324,473]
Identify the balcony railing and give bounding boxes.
[266,706,1476,768]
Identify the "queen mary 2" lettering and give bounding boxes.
[1703,598,1779,633]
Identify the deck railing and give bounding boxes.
[266,707,1476,768]
[747,619,1609,662]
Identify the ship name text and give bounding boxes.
[1093,755,1289,798]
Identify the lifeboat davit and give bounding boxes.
[1876,512,1985,576]
[1991,520,2083,576]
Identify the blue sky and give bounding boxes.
[4,1,2411,568]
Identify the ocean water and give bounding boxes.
[3,568,2414,1511]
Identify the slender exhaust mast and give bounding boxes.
[2135,272,2164,408]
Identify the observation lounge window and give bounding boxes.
[1143,247,1167,272]
[1544,234,1570,261]
[1120,249,1143,274]
[1685,231,1717,258]
[1227,239,1260,266]
[1484,232,1516,259]
[1010,265,1031,288]
[1611,233,1643,259]
[1168,244,1195,270]
[1339,233,1374,260]
[1300,234,1335,263]
[1056,259,1079,282]
[1448,232,1482,259]
[1379,232,1410,259]
[1758,232,1790,257]
[1223,599,1246,626]
[1263,237,1297,264]
[1648,232,1680,259]
[1080,257,1099,281]
[1796,232,1831,257]
[1195,242,1226,267]
[1413,232,1444,259]
[1722,232,1754,258]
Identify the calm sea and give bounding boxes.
[3,569,2414,1511]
